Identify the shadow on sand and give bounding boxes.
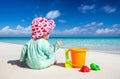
[55,63,65,68]
[7,60,28,68]
[7,60,65,68]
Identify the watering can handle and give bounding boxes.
[65,49,70,60]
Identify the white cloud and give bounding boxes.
[102,5,116,13]
[16,25,24,30]
[46,10,61,19]
[98,22,104,26]
[85,22,103,27]
[1,26,14,33]
[96,23,120,35]
[58,19,66,23]
[112,24,120,28]
[51,27,89,37]
[1,23,120,37]
[51,27,80,36]
[78,4,95,13]
[0,25,31,37]
[96,28,116,34]
[64,27,80,34]
[51,22,104,36]
[91,22,96,25]
[1,26,10,32]
[51,22,120,37]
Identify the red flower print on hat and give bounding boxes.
[31,17,55,39]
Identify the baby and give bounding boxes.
[20,17,62,69]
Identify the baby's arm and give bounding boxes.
[53,40,62,52]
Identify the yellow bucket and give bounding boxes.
[69,48,88,68]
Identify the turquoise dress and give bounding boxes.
[20,38,60,69]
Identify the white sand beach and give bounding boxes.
[0,42,120,79]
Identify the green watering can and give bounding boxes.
[64,49,72,68]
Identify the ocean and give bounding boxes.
[0,37,120,52]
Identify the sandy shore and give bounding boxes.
[0,42,120,79]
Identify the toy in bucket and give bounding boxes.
[64,48,88,68]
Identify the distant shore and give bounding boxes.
[0,37,120,52]
[0,41,120,54]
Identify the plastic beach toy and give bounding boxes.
[90,63,100,71]
[64,48,88,68]
[64,49,72,68]
[79,66,90,72]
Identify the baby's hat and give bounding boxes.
[31,17,55,39]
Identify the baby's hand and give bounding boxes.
[57,40,62,46]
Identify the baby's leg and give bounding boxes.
[54,60,57,65]
[40,58,55,69]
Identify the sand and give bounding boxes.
[0,42,120,79]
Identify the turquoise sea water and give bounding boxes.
[0,37,120,51]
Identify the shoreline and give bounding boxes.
[0,42,120,54]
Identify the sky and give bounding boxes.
[0,0,120,37]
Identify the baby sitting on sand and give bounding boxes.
[20,17,62,69]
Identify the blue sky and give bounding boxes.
[0,0,120,37]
